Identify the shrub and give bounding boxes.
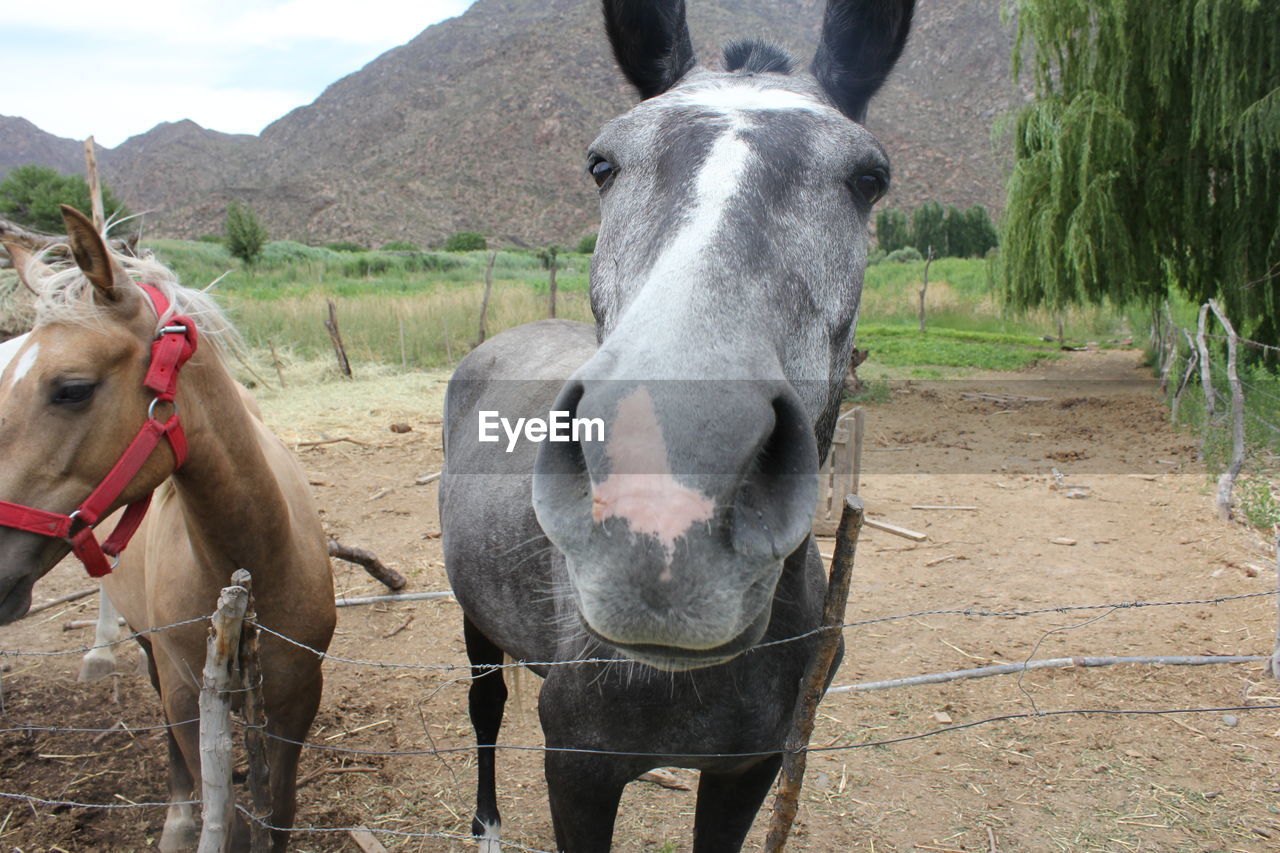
[0,164,130,234]
[197,233,223,244]
[324,241,367,253]
[875,209,911,253]
[577,233,598,254]
[260,241,333,265]
[224,201,268,266]
[444,231,487,252]
[885,246,924,263]
[867,248,887,266]
[380,240,420,252]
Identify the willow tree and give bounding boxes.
[1001,0,1280,343]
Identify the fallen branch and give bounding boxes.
[335,591,454,608]
[296,437,369,449]
[865,518,927,542]
[26,587,97,617]
[826,655,1267,695]
[327,539,407,591]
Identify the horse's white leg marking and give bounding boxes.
[77,587,121,682]
[159,799,198,853]
[478,819,502,853]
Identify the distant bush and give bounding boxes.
[324,241,367,253]
[867,248,887,266]
[197,233,223,244]
[0,164,130,234]
[380,240,420,252]
[885,246,924,263]
[444,231,487,252]
[224,201,268,266]
[576,233,598,254]
[260,241,334,265]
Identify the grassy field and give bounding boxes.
[141,240,1130,376]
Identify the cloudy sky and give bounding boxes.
[2,0,478,148]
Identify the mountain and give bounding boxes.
[0,0,1025,247]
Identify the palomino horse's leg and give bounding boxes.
[77,587,120,682]
[135,637,201,853]
[262,670,324,853]
[691,757,783,853]
[464,616,508,852]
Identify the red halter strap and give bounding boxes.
[0,284,198,577]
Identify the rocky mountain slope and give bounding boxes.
[1,0,1024,247]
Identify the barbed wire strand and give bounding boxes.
[0,719,197,737]
[0,615,208,659]
[0,791,197,810]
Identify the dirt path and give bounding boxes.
[2,349,1278,852]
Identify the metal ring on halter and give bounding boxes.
[147,397,178,420]
[158,325,188,336]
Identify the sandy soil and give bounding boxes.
[2,348,1279,852]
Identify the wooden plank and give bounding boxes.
[864,517,927,542]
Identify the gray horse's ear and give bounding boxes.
[603,0,697,99]
[3,242,49,296]
[811,0,914,123]
[60,204,126,302]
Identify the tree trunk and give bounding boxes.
[918,247,934,333]
[324,299,352,378]
[476,251,496,345]
[548,264,558,319]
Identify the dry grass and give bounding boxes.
[0,269,35,338]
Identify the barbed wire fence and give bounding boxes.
[4,549,1280,851]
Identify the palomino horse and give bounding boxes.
[0,206,336,852]
[440,0,913,849]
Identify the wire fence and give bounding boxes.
[3,572,1279,849]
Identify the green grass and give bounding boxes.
[856,324,1064,373]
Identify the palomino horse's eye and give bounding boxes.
[850,168,890,206]
[588,157,616,188]
[51,381,96,407]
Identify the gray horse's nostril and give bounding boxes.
[730,391,819,559]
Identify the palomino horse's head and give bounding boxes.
[0,206,224,623]
[534,0,913,669]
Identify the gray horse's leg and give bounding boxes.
[464,616,508,851]
[691,756,783,852]
[543,748,628,853]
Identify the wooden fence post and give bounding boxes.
[197,582,249,853]
[1207,300,1246,522]
[324,299,352,378]
[476,250,496,345]
[1269,535,1280,682]
[1196,303,1215,419]
[764,495,865,852]
[918,247,934,333]
[1171,327,1198,423]
[232,570,273,852]
[83,138,105,233]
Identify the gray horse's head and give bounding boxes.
[534,0,913,670]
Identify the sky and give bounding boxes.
[1,0,478,148]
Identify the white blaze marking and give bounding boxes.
[669,82,832,115]
[5,340,38,388]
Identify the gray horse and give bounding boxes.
[440,1,913,849]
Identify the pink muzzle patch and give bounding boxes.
[590,386,715,565]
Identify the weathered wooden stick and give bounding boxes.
[268,339,287,389]
[827,655,1267,695]
[348,827,390,853]
[334,591,454,608]
[83,138,105,233]
[864,517,927,541]
[1171,327,1199,423]
[25,586,97,617]
[197,582,249,853]
[0,217,134,256]
[476,250,496,346]
[414,471,441,486]
[764,495,864,852]
[64,616,126,631]
[232,570,272,853]
[324,299,352,378]
[1208,299,1245,522]
[911,505,978,511]
[1269,534,1280,681]
[1196,303,1215,420]
[296,436,368,448]
[327,538,407,591]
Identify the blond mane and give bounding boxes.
[27,246,242,363]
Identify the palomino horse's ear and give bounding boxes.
[59,203,127,303]
[2,242,49,296]
[603,0,697,99]
[811,0,915,123]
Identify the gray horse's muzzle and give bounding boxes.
[532,372,818,666]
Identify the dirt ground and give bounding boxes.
[3,348,1279,853]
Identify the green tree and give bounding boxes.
[875,209,911,253]
[577,233,598,254]
[444,231,487,252]
[942,205,968,257]
[0,164,129,233]
[963,205,999,257]
[910,201,946,256]
[224,201,268,266]
[1001,0,1280,342]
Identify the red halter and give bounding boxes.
[0,284,198,577]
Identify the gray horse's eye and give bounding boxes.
[588,157,616,188]
[850,169,889,206]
